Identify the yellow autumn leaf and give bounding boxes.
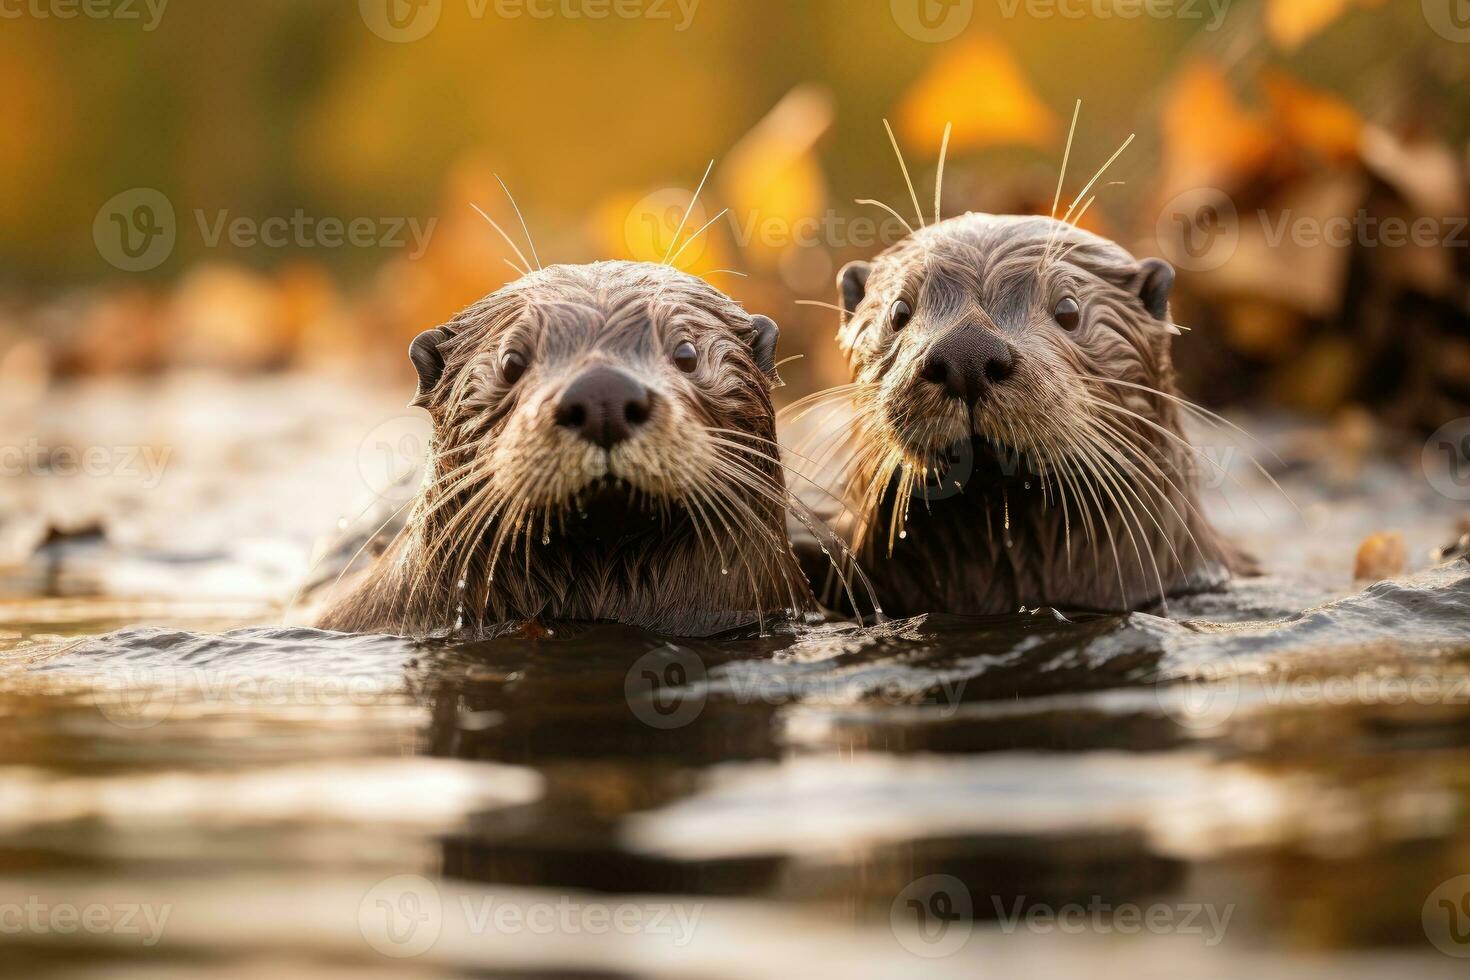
[1160,60,1274,190]
[1266,0,1385,50]
[896,37,1057,154]
[719,86,834,270]
[1262,70,1362,162]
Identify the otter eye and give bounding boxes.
[500,350,528,384]
[673,340,699,373]
[889,299,913,331]
[1054,296,1081,331]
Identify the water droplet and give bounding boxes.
[456,578,466,590]
[899,530,908,539]
[721,567,729,575]
[541,534,550,545]
[1024,481,1031,490]
[1005,537,1014,549]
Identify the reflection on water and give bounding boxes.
[3,379,1470,976]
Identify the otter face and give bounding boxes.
[836,213,1177,471]
[409,260,783,531]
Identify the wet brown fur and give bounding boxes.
[320,261,816,637]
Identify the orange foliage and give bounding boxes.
[1262,70,1363,163]
[1160,60,1275,191]
[896,38,1057,154]
[1266,0,1385,50]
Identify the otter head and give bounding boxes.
[836,213,1178,475]
[397,260,806,634]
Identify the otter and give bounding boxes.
[319,260,818,637]
[795,213,1249,617]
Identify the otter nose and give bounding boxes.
[920,326,1016,406]
[555,366,654,449]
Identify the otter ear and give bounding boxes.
[838,261,872,316]
[409,327,453,407]
[1137,258,1175,321]
[749,314,781,379]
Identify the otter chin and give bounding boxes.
[319,260,816,638]
[797,212,1250,617]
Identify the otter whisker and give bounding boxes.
[495,174,542,271]
[1055,423,1131,605]
[470,203,533,276]
[662,159,715,266]
[1078,394,1264,517]
[1061,133,1135,226]
[1074,418,1191,594]
[668,208,731,269]
[708,446,879,620]
[855,199,916,237]
[1070,420,1170,608]
[1079,410,1221,569]
[883,118,926,231]
[1083,376,1298,513]
[934,121,953,225]
[1050,99,1082,221]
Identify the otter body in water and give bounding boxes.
[320,261,816,637]
[801,213,1246,617]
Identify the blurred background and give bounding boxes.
[2,0,1466,426]
[6,3,1470,978]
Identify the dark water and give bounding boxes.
[4,383,1470,977]
[1,561,1468,977]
